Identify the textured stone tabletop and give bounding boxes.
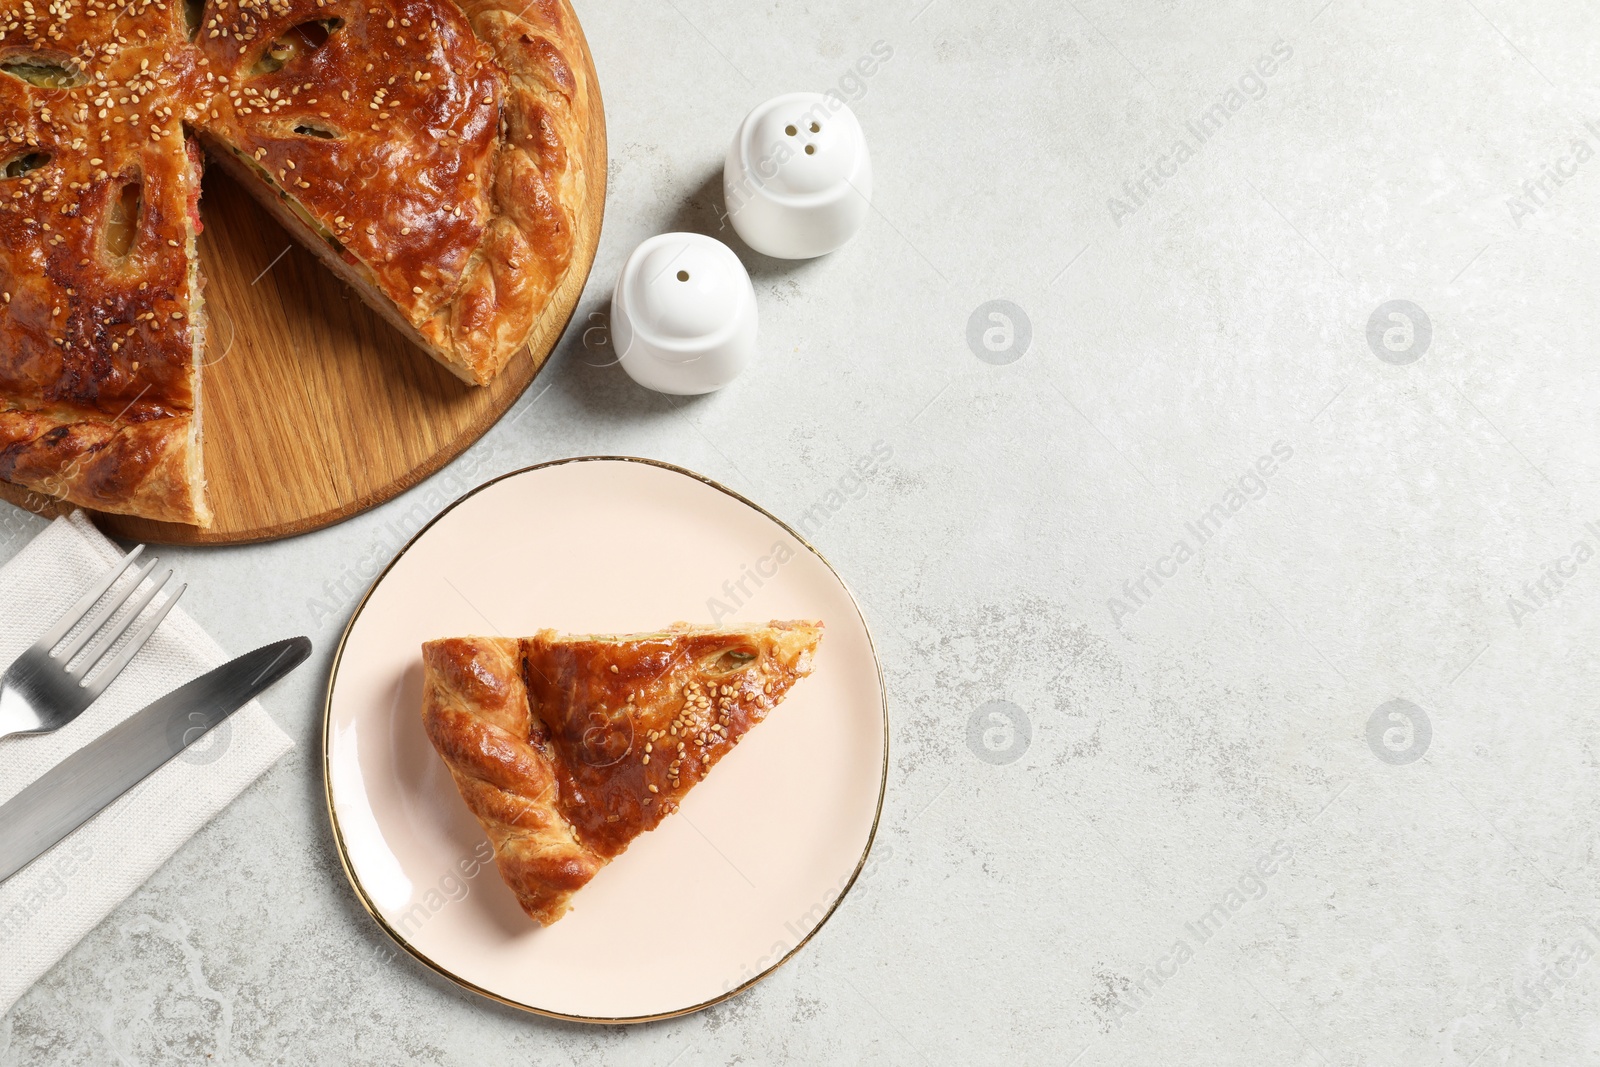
[4,0,1599,1063]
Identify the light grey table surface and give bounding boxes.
[4,0,1599,1063]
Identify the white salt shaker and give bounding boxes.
[723,92,872,259]
[611,232,758,395]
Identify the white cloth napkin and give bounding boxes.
[0,512,294,1016]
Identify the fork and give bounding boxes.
[0,545,186,740]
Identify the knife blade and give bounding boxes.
[0,636,312,885]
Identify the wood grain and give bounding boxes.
[0,41,604,546]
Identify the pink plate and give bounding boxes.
[322,457,888,1021]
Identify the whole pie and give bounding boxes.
[0,0,598,526]
[420,621,824,925]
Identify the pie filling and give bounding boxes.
[216,139,382,292]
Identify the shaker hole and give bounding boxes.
[784,125,797,137]
[677,270,690,281]
[810,122,821,132]
[805,144,816,155]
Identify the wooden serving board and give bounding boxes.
[0,48,604,547]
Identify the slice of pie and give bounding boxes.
[0,0,597,525]
[420,621,823,925]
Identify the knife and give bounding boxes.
[0,636,312,885]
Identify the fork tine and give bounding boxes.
[54,555,160,665]
[78,583,186,701]
[34,544,146,650]
[69,567,174,680]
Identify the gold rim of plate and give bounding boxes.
[319,455,892,1024]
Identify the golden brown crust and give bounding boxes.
[194,0,593,385]
[422,636,601,925]
[421,622,823,925]
[441,0,589,382]
[0,0,595,522]
[0,408,208,523]
[0,4,211,525]
[193,0,503,364]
